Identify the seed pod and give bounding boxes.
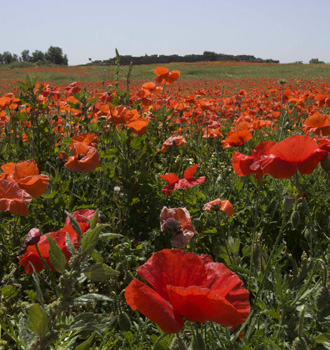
[315,286,329,311]
[291,210,300,229]
[118,311,131,331]
[291,337,308,350]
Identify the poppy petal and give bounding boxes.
[137,249,206,301]
[167,285,243,327]
[17,174,49,197]
[125,278,184,333]
[159,173,180,185]
[184,164,199,179]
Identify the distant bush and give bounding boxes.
[89,51,279,66]
[309,58,325,64]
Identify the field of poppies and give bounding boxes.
[1,59,330,349]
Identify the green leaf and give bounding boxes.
[75,332,95,350]
[1,285,18,299]
[65,232,77,256]
[28,304,49,337]
[73,293,113,305]
[81,225,103,254]
[84,263,119,281]
[99,233,123,240]
[315,333,330,343]
[47,234,67,273]
[65,210,82,237]
[30,263,44,305]
[89,209,99,230]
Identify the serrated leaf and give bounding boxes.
[89,209,99,229]
[47,234,67,273]
[28,304,49,337]
[80,225,103,254]
[65,211,82,237]
[30,263,44,305]
[99,233,123,240]
[73,293,113,305]
[315,333,330,343]
[75,332,95,350]
[66,232,77,256]
[84,263,119,281]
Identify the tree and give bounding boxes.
[1,51,18,65]
[21,49,31,62]
[45,46,68,65]
[31,50,45,62]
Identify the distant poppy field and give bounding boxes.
[1,59,330,349]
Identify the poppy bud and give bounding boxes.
[291,337,308,350]
[314,286,329,311]
[321,155,330,172]
[19,228,41,255]
[283,195,295,212]
[304,228,311,241]
[290,211,300,229]
[118,311,131,331]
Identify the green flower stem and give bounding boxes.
[216,211,232,265]
[248,176,263,289]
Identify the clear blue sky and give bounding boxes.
[2,0,330,65]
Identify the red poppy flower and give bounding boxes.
[64,142,100,172]
[125,249,250,333]
[0,179,32,216]
[0,160,49,198]
[260,135,327,179]
[303,112,330,136]
[203,199,234,217]
[159,164,205,196]
[154,67,180,85]
[222,130,253,149]
[232,141,275,180]
[71,132,99,147]
[159,136,187,153]
[160,207,196,248]
[19,210,96,274]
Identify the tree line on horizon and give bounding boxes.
[89,51,280,66]
[0,46,68,66]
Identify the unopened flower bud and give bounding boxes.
[283,195,295,212]
[291,211,300,229]
[19,228,41,255]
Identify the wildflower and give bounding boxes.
[203,199,234,217]
[125,249,250,333]
[260,135,327,179]
[64,142,100,172]
[154,67,180,85]
[0,160,49,198]
[160,207,196,248]
[159,164,205,196]
[232,141,275,180]
[0,179,32,216]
